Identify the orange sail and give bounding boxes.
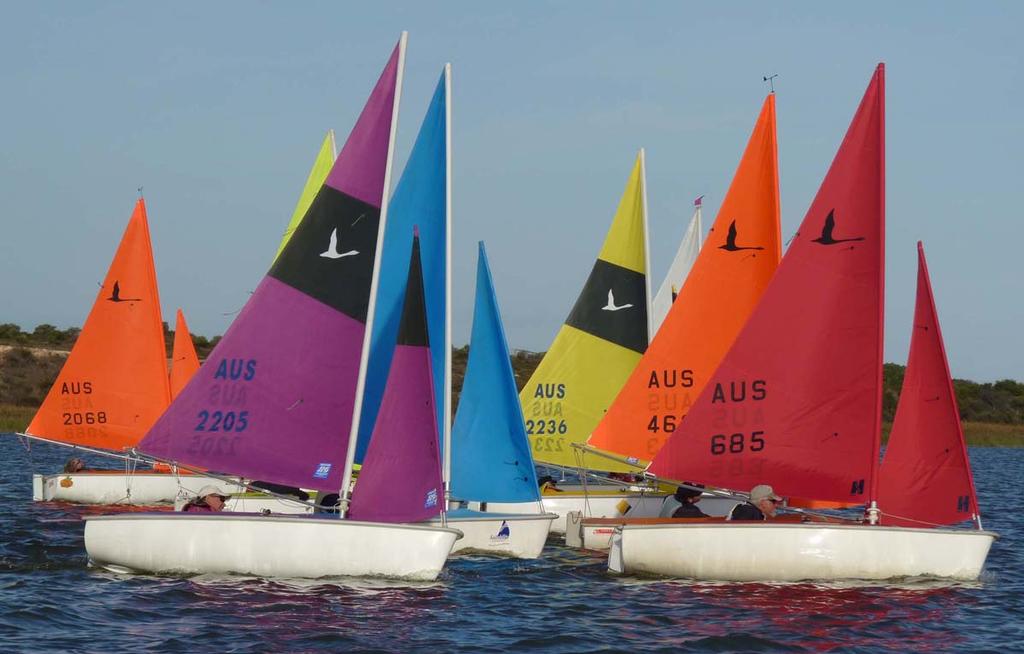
[26,198,172,451]
[587,95,781,464]
[169,308,201,399]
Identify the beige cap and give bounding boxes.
[750,484,782,504]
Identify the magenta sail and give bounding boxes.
[137,38,402,492]
[325,42,401,206]
[349,234,444,523]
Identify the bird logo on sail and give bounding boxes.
[602,289,633,312]
[320,228,360,259]
[106,281,141,303]
[718,221,764,252]
[812,210,865,245]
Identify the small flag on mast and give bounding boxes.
[694,195,704,207]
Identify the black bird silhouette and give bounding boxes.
[718,221,764,252]
[107,281,141,303]
[812,210,865,245]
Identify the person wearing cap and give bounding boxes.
[659,483,706,517]
[727,484,783,521]
[181,484,231,512]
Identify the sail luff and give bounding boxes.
[169,308,201,399]
[639,147,653,342]
[868,63,887,512]
[139,199,173,407]
[443,62,454,500]
[339,31,407,514]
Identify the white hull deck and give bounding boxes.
[430,509,557,559]
[486,486,669,535]
[569,496,741,550]
[609,522,997,581]
[33,471,244,505]
[220,494,315,514]
[84,513,461,581]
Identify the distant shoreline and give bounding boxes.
[4,404,1021,448]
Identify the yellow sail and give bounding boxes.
[520,151,650,472]
[273,129,337,260]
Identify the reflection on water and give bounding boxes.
[0,438,1020,652]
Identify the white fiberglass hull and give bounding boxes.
[609,522,997,581]
[431,511,557,559]
[487,489,669,535]
[33,472,244,505]
[572,496,740,550]
[84,513,461,581]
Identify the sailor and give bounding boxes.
[182,484,231,512]
[659,483,705,517]
[727,484,783,520]
[537,475,564,493]
[63,457,85,473]
[671,484,709,518]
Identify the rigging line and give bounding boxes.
[128,448,320,512]
[877,510,962,530]
[12,432,142,463]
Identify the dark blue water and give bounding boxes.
[2,436,1021,653]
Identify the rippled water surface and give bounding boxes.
[1,437,1021,652]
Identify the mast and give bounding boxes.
[339,31,407,518]
[443,62,454,506]
[867,64,886,524]
[639,147,653,341]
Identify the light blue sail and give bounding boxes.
[356,69,448,463]
[451,243,541,503]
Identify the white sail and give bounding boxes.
[651,204,702,335]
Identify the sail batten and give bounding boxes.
[647,66,886,505]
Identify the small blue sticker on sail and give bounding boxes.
[424,488,438,508]
[313,463,332,479]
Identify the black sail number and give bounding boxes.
[711,431,765,455]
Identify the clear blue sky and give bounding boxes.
[1,2,1020,382]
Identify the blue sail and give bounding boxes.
[451,243,541,503]
[356,69,448,462]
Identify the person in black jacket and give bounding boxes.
[671,483,709,518]
[727,484,783,520]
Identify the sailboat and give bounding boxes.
[25,199,239,504]
[608,64,996,581]
[650,198,703,336]
[443,243,557,557]
[169,308,200,399]
[568,95,782,549]
[84,34,462,581]
[490,151,668,534]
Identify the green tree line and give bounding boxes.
[2,323,1022,425]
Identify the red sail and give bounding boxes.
[649,64,886,504]
[877,243,980,527]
